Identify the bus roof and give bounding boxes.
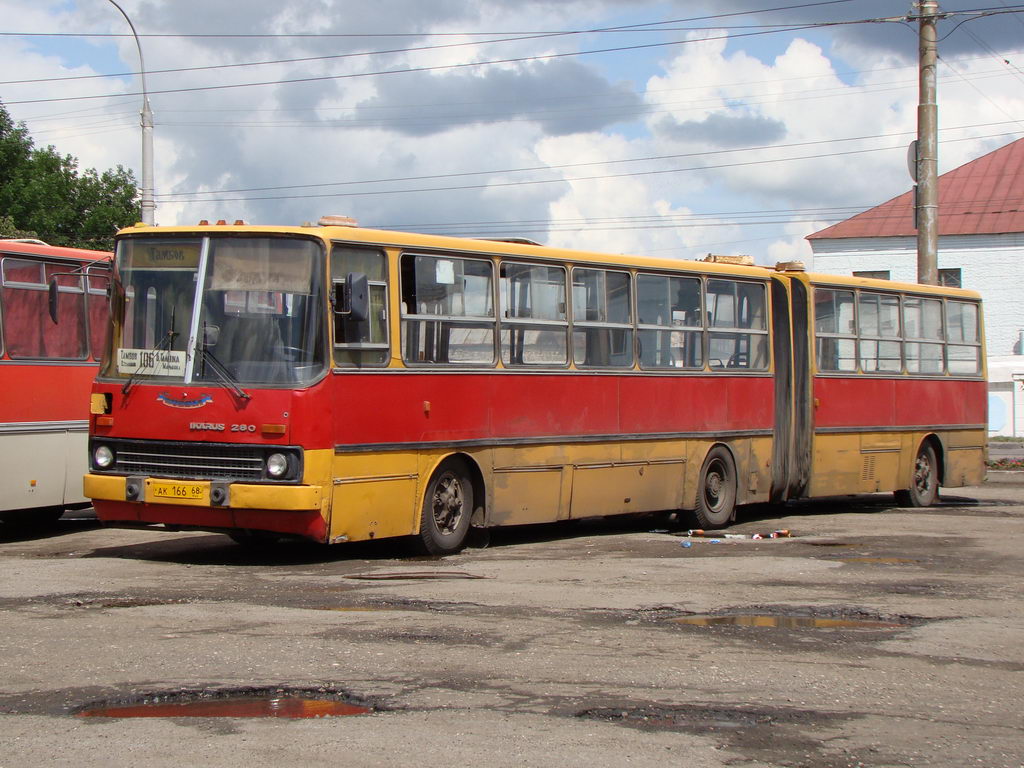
[0,239,111,262]
[115,221,983,301]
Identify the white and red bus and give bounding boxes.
[81,219,986,551]
[0,239,110,524]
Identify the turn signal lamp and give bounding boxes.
[261,423,287,436]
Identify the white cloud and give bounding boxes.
[1,0,1020,259]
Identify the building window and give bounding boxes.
[938,268,962,288]
[853,270,890,280]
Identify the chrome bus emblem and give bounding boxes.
[157,393,213,409]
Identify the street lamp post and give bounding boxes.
[106,0,155,226]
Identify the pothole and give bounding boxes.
[674,615,903,628]
[671,605,916,630]
[73,687,376,719]
[576,702,834,732]
[343,571,489,581]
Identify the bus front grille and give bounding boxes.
[102,439,266,481]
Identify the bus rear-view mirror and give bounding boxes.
[47,279,59,324]
[341,272,369,323]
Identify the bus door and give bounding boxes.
[769,275,812,502]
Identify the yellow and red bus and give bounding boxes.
[81,219,986,551]
[1,239,110,524]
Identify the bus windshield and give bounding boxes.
[104,235,326,387]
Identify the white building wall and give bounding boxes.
[809,232,1024,436]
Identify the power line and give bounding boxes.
[0,15,911,107]
[156,129,1023,205]
[155,122,1024,201]
[0,2,860,40]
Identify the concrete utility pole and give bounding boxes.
[107,0,155,226]
[914,0,940,285]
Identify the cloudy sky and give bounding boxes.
[2,0,1023,263]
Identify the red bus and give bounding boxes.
[82,219,986,551]
[1,239,110,524]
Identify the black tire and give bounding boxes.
[416,459,473,555]
[693,446,737,529]
[894,442,939,507]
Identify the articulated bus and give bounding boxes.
[0,239,110,524]
[81,218,986,552]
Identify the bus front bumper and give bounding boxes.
[84,473,323,511]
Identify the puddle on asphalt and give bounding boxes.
[317,605,385,612]
[75,690,373,719]
[673,614,904,629]
[344,571,488,581]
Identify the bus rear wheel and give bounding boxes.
[693,446,737,529]
[894,442,939,507]
[416,459,473,555]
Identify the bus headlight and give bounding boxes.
[266,452,289,478]
[94,444,115,469]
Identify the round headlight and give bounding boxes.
[94,445,114,469]
[266,452,289,478]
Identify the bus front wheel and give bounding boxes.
[894,442,939,507]
[417,459,473,555]
[693,446,737,529]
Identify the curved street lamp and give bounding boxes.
[106,0,155,226]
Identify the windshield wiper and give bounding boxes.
[197,324,251,401]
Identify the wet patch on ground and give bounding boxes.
[342,570,490,581]
[73,686,375,719]
[573,700,900,767]
[669,604,924,631]
[0,593,192,613]
[0,684,381,719]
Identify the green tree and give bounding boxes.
[0,100,139,251]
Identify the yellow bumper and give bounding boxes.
[84,474,323,511]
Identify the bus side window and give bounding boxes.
[706,278,768,371]
[1,259,87,360]
[904,296,944,374]
[636,273,702,370]
[571,267,633,368]
[500,262,568,366]
[86,263,111,361]
[858,292,902,373]
[400,253,495,366]
[332,246,389,367]
[946,300,981,375]
[813,287,857,372]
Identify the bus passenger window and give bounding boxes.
[636,273,702,369]
[946,300,981,375]
[1,259,87,359]
[401,254,495,365]
[571,268,633,368]
[858,292,901,373]
[500,262,567,366]
[706,279,768,370]
[86,264,111,361]
[904,296,944,374]
[332,246,389,367]
[814,288,857,372]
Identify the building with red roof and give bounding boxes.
[807,137,1024,436]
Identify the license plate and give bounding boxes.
[149,481,207,502]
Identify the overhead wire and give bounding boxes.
[155,124,1024,203]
